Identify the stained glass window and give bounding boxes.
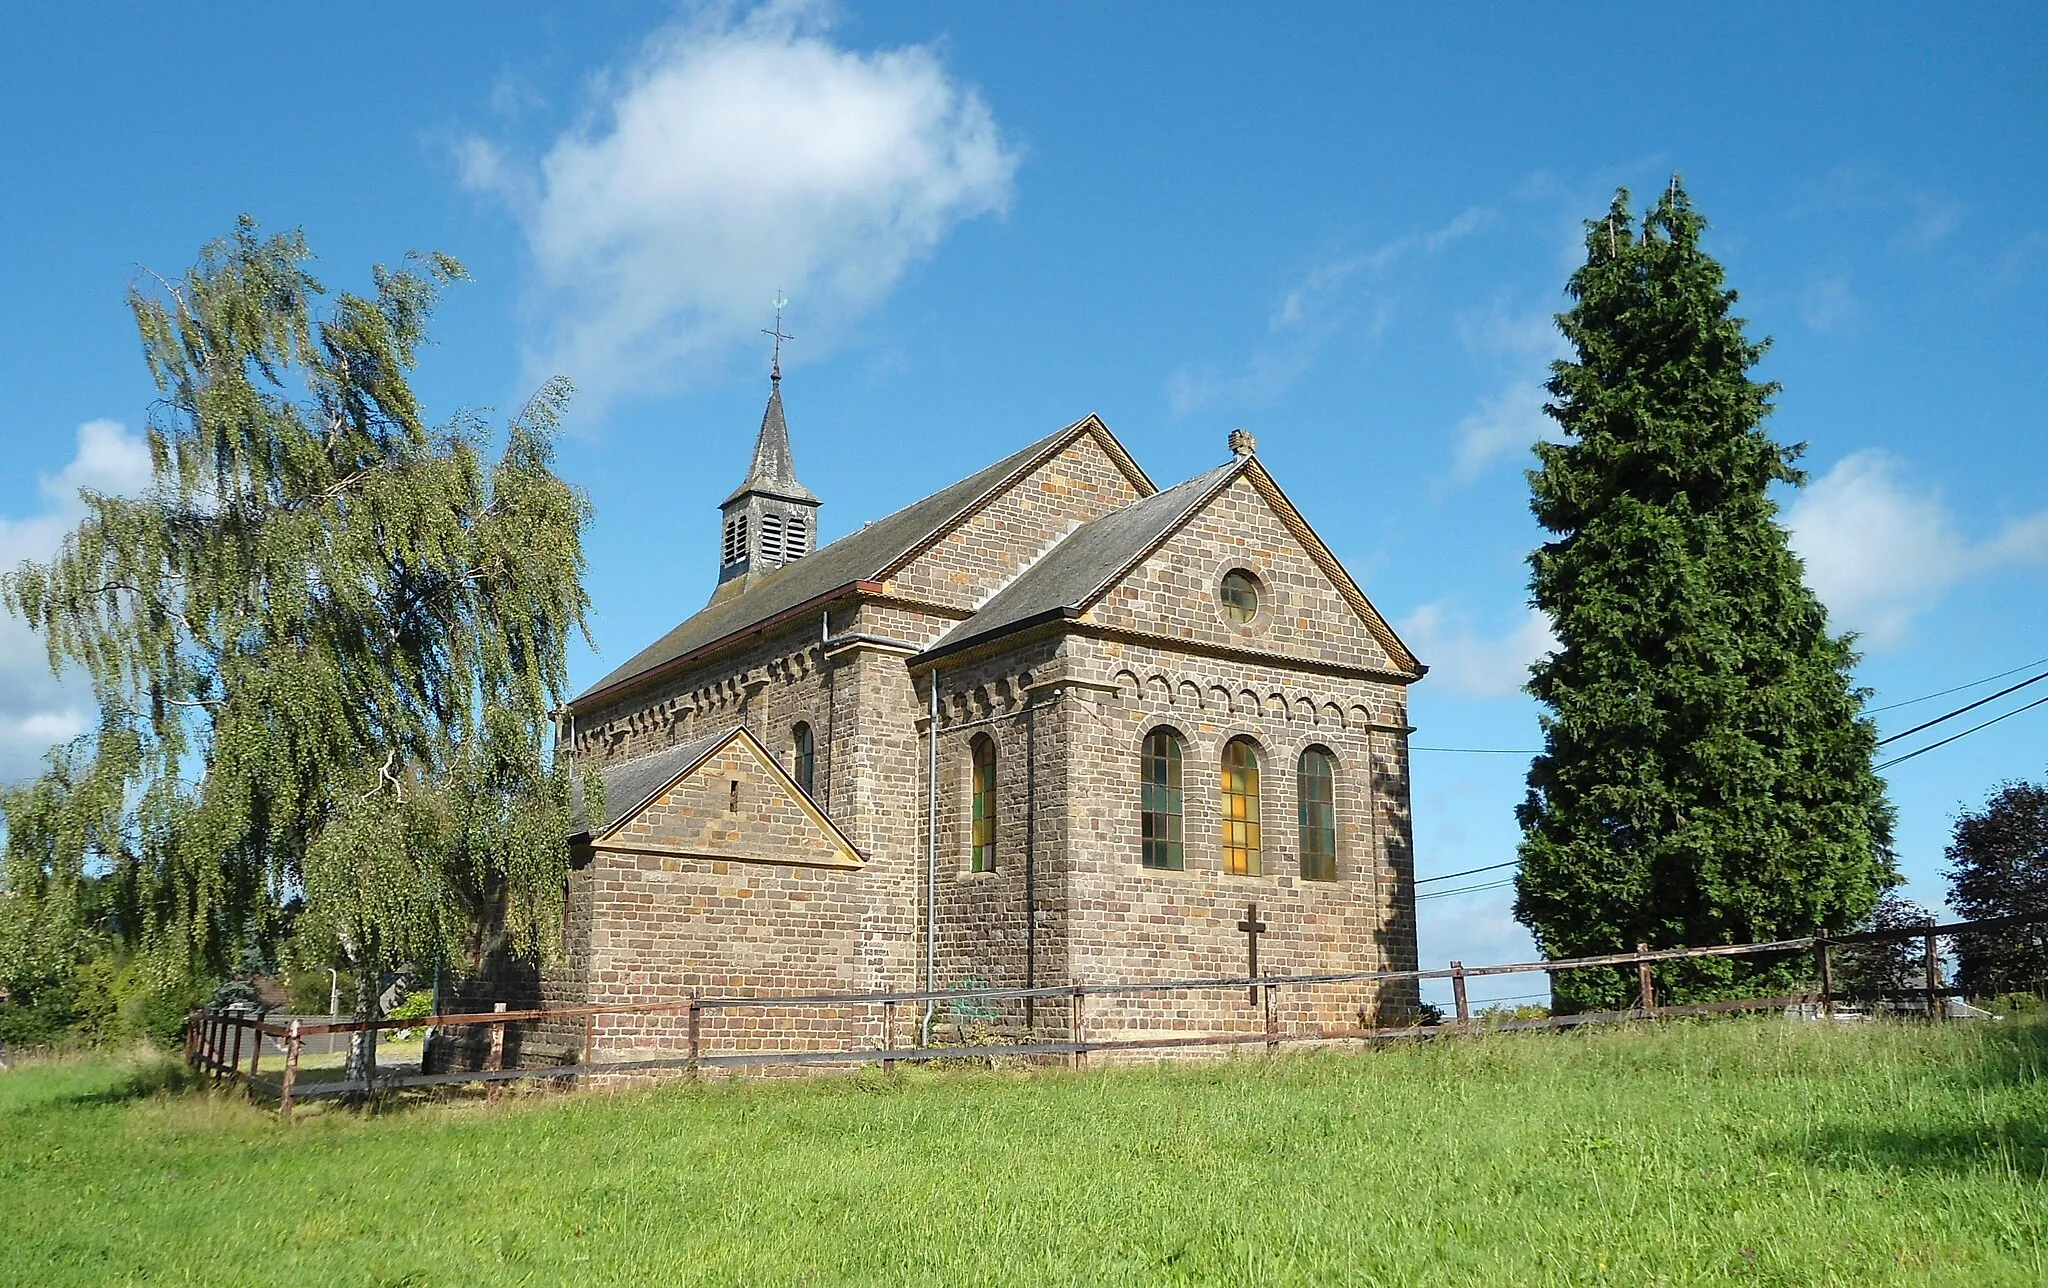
[1222,738,1262,876]
[1298,747,1336,881]
[1141,728,1185,870]
[1220,569,1260,625]
[971,735,996,872]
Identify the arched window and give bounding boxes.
[1298,747,1336,881]
[1140,728,1184,870]
[760,513,785,565]
[787,514,808,558]
[970,735,997,872]
[722,513,748,565]
[792,722,815,796]
[1221,738,1262,876]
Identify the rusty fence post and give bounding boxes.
[583,1013,596,1066]
[248,1018,263,1082]
[1263,984,1280,1055]
[1816,936,1835,1021]
[1636,943,1657,1016]
[226,1015,244,1084]
[687,993,702,1081]
[1450,961,1469,1030]
[1924,930,1943,1022]
[279,1021,302,1122]
[1071,981,1087,1070]
[882,999,897,1073]
[184,1010,198,1068]
[486,1001,507,1102]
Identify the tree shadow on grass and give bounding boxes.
[59,1056,204,1107]
[1791,1114,2048,1180]
[1777,1020,2048,1179]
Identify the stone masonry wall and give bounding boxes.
[1058,634,1419,1046]
[922,637,1071,1036]
[880,431,1144,610]
[606,738,853,869]
[1086,472,1399,674]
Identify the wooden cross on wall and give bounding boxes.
[1237,902,1268,1005]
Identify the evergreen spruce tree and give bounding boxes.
[1,219,591,1071]
[1515,181,1895,1011]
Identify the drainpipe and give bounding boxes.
[922,668,940,1045]
[1024,697,1037,1032]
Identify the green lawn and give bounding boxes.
[3,1018,2044,1286]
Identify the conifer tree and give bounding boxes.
[1,219,591,1064]
[1515,181,1894,1010]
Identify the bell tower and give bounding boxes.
[712,308,819,603]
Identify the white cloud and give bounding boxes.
[0,420,152,784]
[1799,273,1859,333]
[1166,207,1489,417]
[1791,167,1965,254]
[1786,449,2048,648]
[1398,602,1557,698]
[1450,380,1552,482]
[1446,301,1567,481]
[466,0,1018,405]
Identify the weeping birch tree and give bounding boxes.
[1,218,590,1070]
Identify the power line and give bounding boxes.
[1416,877,1518,901]
[1411,746,1541,755]
[1867,656,2048,714]
[1876,692,2048,772]
[1415,859,1519,885]
[1877,671,2048,746]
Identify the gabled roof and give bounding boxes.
[917,454,1424,678]
[569,726,736,838]
[923,461,1241,658]
[569,724,864,866]
[572,415,1150,710]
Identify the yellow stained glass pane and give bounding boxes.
[1221,739,1261,876]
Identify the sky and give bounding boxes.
[3,2,2044,1005]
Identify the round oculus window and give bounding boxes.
[1219,569,1261,625]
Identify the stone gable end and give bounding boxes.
[880,430,1146,610]
[603,736,859,869]
[1083,473,1397,672]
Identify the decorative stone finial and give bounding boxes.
[1229,428,1257,458]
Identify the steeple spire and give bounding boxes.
[711,301,822,601]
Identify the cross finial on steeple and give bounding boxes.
[763,292,793,383]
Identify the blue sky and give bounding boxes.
[4,2,2044,999]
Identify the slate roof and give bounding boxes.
[922,461,1242,660]
[722,381,817,506]
[573,418,1121,708]
[568,725,738,838]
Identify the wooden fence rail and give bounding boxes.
[184,911,2046,1118]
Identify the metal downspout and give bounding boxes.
[922,668,940,1045]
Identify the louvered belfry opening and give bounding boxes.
[714,373,821,596]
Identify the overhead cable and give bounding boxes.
[1415,859,1519,885]
[1876,671,2048,746]
[1876,692,2048,772]
[1867,655,2048,714]
[1415,877,1518,901]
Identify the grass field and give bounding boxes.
[3,1017,2044,1286]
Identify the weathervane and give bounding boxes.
[763,292,793,383]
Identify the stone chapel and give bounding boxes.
[542,371,1426,1058]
